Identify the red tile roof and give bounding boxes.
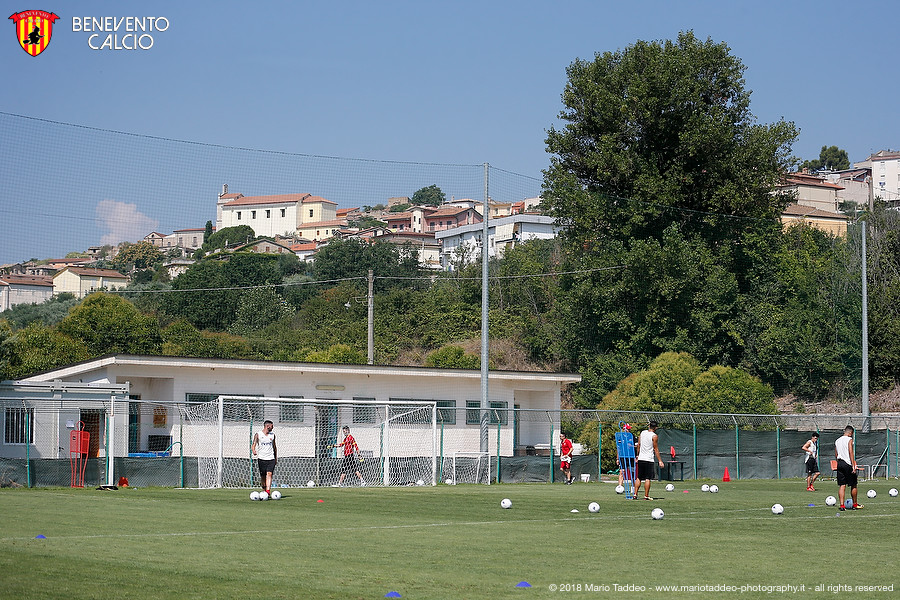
[0,274,54,287]
[782,203,847,219]
[54,267,129,279]
[224,193,337,207]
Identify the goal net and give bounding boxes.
[180,396,436,488]
[444,451,491,485]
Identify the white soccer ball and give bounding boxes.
[588,502,600,513]
[701,484,710,492]
[845,499,853,509]
[250,491,260,501]
[271,490,281,500]
[306,480,315,488]
[867,489,876,499]
[709,485,719,493]
[259,491,269,501]
[665,483,674,492]
[445,479,454,485]
[890,488,899,497]
[825,495,837,506]
[615,485,625,494]
[416,479,425,486]
[651,508,664,520]
[500,498,512,509]
[771,503,784,514]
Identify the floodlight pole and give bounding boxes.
[861,221,870,432]
[480,163,490,454]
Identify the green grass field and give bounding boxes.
[1,479,898,599]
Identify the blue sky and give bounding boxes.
[1,0,898,264]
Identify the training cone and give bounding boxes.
[722,467,731,482]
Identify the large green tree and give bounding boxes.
[411,184,445,207]
[799,145,851,172]
[57,293,162,356]
[113,241,163,271]
[544,31,798,247]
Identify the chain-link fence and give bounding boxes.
[3,384,898,488]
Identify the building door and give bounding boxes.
[314,405,338,483]
[79,410,103,458]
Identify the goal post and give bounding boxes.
[446,451,491,485]
[180,396,437,488]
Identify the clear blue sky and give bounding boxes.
[2,0,898,264]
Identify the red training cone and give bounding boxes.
[722,467,731,482]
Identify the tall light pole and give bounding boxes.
[367,269,374,365]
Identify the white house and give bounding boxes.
[18,354,580,465]
[52,267,129,298]
[855,150,900,204]
[435,214,561,270]
[0,274,54,311]
[216,186,343,240]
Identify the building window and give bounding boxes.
[266,210,271,218]
[281,208,286,217]
[237,212,241,220]
[353,399,377,424]
[5,407,34,444]
[436,400,456,425]
[488,401,508,425]
[466,401,481,425]
[309,209,314,218]
[279,398,305,422]
[251,211,256,219]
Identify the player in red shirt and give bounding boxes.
[559,431,574,484]
[333,426,365,486]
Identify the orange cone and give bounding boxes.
[722,467,731,482]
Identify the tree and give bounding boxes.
[799,145,850,172]
[228,287,294,336]
[204,220,214,243]
[203,225,256,252]
[544,31,798,247]
[424,345,480,369]
[57,293,162,356]
[2,322,90,379]
[313,239,421,292]
[411,184,445,207]
[113,241,162,271]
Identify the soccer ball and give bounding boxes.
[825,496,837,506]
[271,490,282,500]
[867,489,876,499]
[306,480,315,488]
[500,498,512,509]
[250,491,260,501]
[771,503,784,514]
[445,479,454,485]
[615,485,625,494]
[845,499,853,509]
[259,491,269,501]
[890,488,899,497]
[416,480,425,486]
[665,484,674,492]
[701,484,710,492]
[588,502,600,513]
[651,508,664,520]
[709,485,719,493]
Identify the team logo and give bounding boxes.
[9,10,59,56]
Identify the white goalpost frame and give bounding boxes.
[195,395,437,489]
[449,450,491,485]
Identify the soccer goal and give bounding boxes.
[444,451,491,485]
[180,396,437,488]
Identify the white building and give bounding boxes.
[0,275,54,311]
[16,354,580,462]
[216,186,344,241]
[855,151,900,203]
[435,214,561,270]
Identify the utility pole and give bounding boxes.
[367,269,374,365]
